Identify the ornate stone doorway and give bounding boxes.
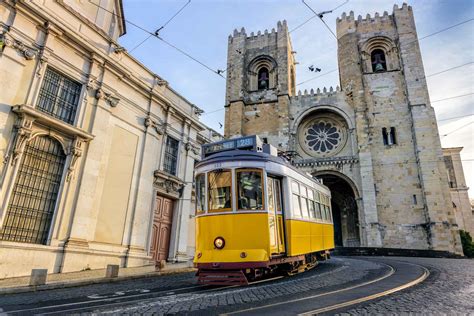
[316,174,360,247]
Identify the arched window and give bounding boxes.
[0,136,66,244]
[257,67,270,90]
[371,49,387,72]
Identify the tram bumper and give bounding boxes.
[194,249,269,268]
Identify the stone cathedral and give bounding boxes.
[224,4,463,254]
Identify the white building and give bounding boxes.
[0,0,220,278]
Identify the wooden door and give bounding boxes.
[150,195,174,264]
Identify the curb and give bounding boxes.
[0,268,196,295]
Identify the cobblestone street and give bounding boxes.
[0,256,472,315]
[335,257,474,315]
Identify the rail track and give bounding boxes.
[1,257,430,315]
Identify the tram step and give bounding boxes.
[197,269,248,286]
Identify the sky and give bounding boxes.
[117,0,474,197]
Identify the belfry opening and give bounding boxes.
[316,174,360,247]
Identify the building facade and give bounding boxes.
[224,4,463,254]
[443,147,474,236]
[0,0,220,278]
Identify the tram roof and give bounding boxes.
[196,149,322,186]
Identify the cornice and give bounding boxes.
[293,156,359,167]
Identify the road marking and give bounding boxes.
[6,285,203,314]
[222,263,396,315]
[298,265,430,315]
[87,289,150,299]
[27,275,285,315]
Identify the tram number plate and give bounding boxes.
[214,163,223,168]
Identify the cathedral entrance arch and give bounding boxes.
[314,172,360,247]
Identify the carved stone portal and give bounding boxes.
[153,170,185,199]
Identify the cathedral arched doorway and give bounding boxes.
[314,172,360,247]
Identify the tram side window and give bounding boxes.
[208,170,232,212]
[195,174,206,214]
[307,189,315,219]
[291,181,302,218]
[320,194,327,221]
[299,186,310,218]
[322,195,330,221]
[237,169,263,210]
[314,192,322,220]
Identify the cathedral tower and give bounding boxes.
[222,3,463,254]
[336,4,461,252]
[224,21,296,149]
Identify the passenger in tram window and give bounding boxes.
[237,170,263,210]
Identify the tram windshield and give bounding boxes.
[236,169,263,211]
[208,170,232,212]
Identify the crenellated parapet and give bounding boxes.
[229,20,288,40]
[293,86,342,101]
[336,3,412,38]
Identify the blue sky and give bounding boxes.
[118,0,474,196]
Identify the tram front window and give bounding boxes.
[208,170,232,212]
[237,169,263,210]
[195,174,205,214]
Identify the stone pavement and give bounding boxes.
[0,257,472,315]
[335,257,474,315]
[89,258,386,314]
[0,262,193,294]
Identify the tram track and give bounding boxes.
[1,258,430,315]
[3,275,286,315]
[224,258,430,315]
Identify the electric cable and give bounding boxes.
[431,93,474,103]
[441,121,474,138]
[88,0,223,78]
[129,0,191,53]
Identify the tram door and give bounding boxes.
[267,177,286,255]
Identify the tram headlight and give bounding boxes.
[214,237,225,249]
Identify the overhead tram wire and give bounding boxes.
[218,1,349,76]
[88,1,224,79]
[437,113,474,122]
[441,121,474,138]
[289,0,349,34]
[296,69,338,86]
[431,92,474,103]
[297,18,474,88]
[426,61,474,78]
[129,0,191,53]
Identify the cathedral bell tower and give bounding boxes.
[336,4,462,253]
[224,21,296,150]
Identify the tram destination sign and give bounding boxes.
[202,136,263,158]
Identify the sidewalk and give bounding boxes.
[0,262,195,295]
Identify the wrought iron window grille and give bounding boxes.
[36,68,82,125]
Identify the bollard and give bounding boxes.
[29,269,48,286]
[105,264,119,278]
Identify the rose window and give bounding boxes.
[300,117,347,157]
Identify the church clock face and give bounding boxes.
[299,116,347,158]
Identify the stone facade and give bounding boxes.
[0,0,220,278]
[443,147,474,236]
[225,3,463,254]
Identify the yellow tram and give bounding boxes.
[194,136,334,285]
